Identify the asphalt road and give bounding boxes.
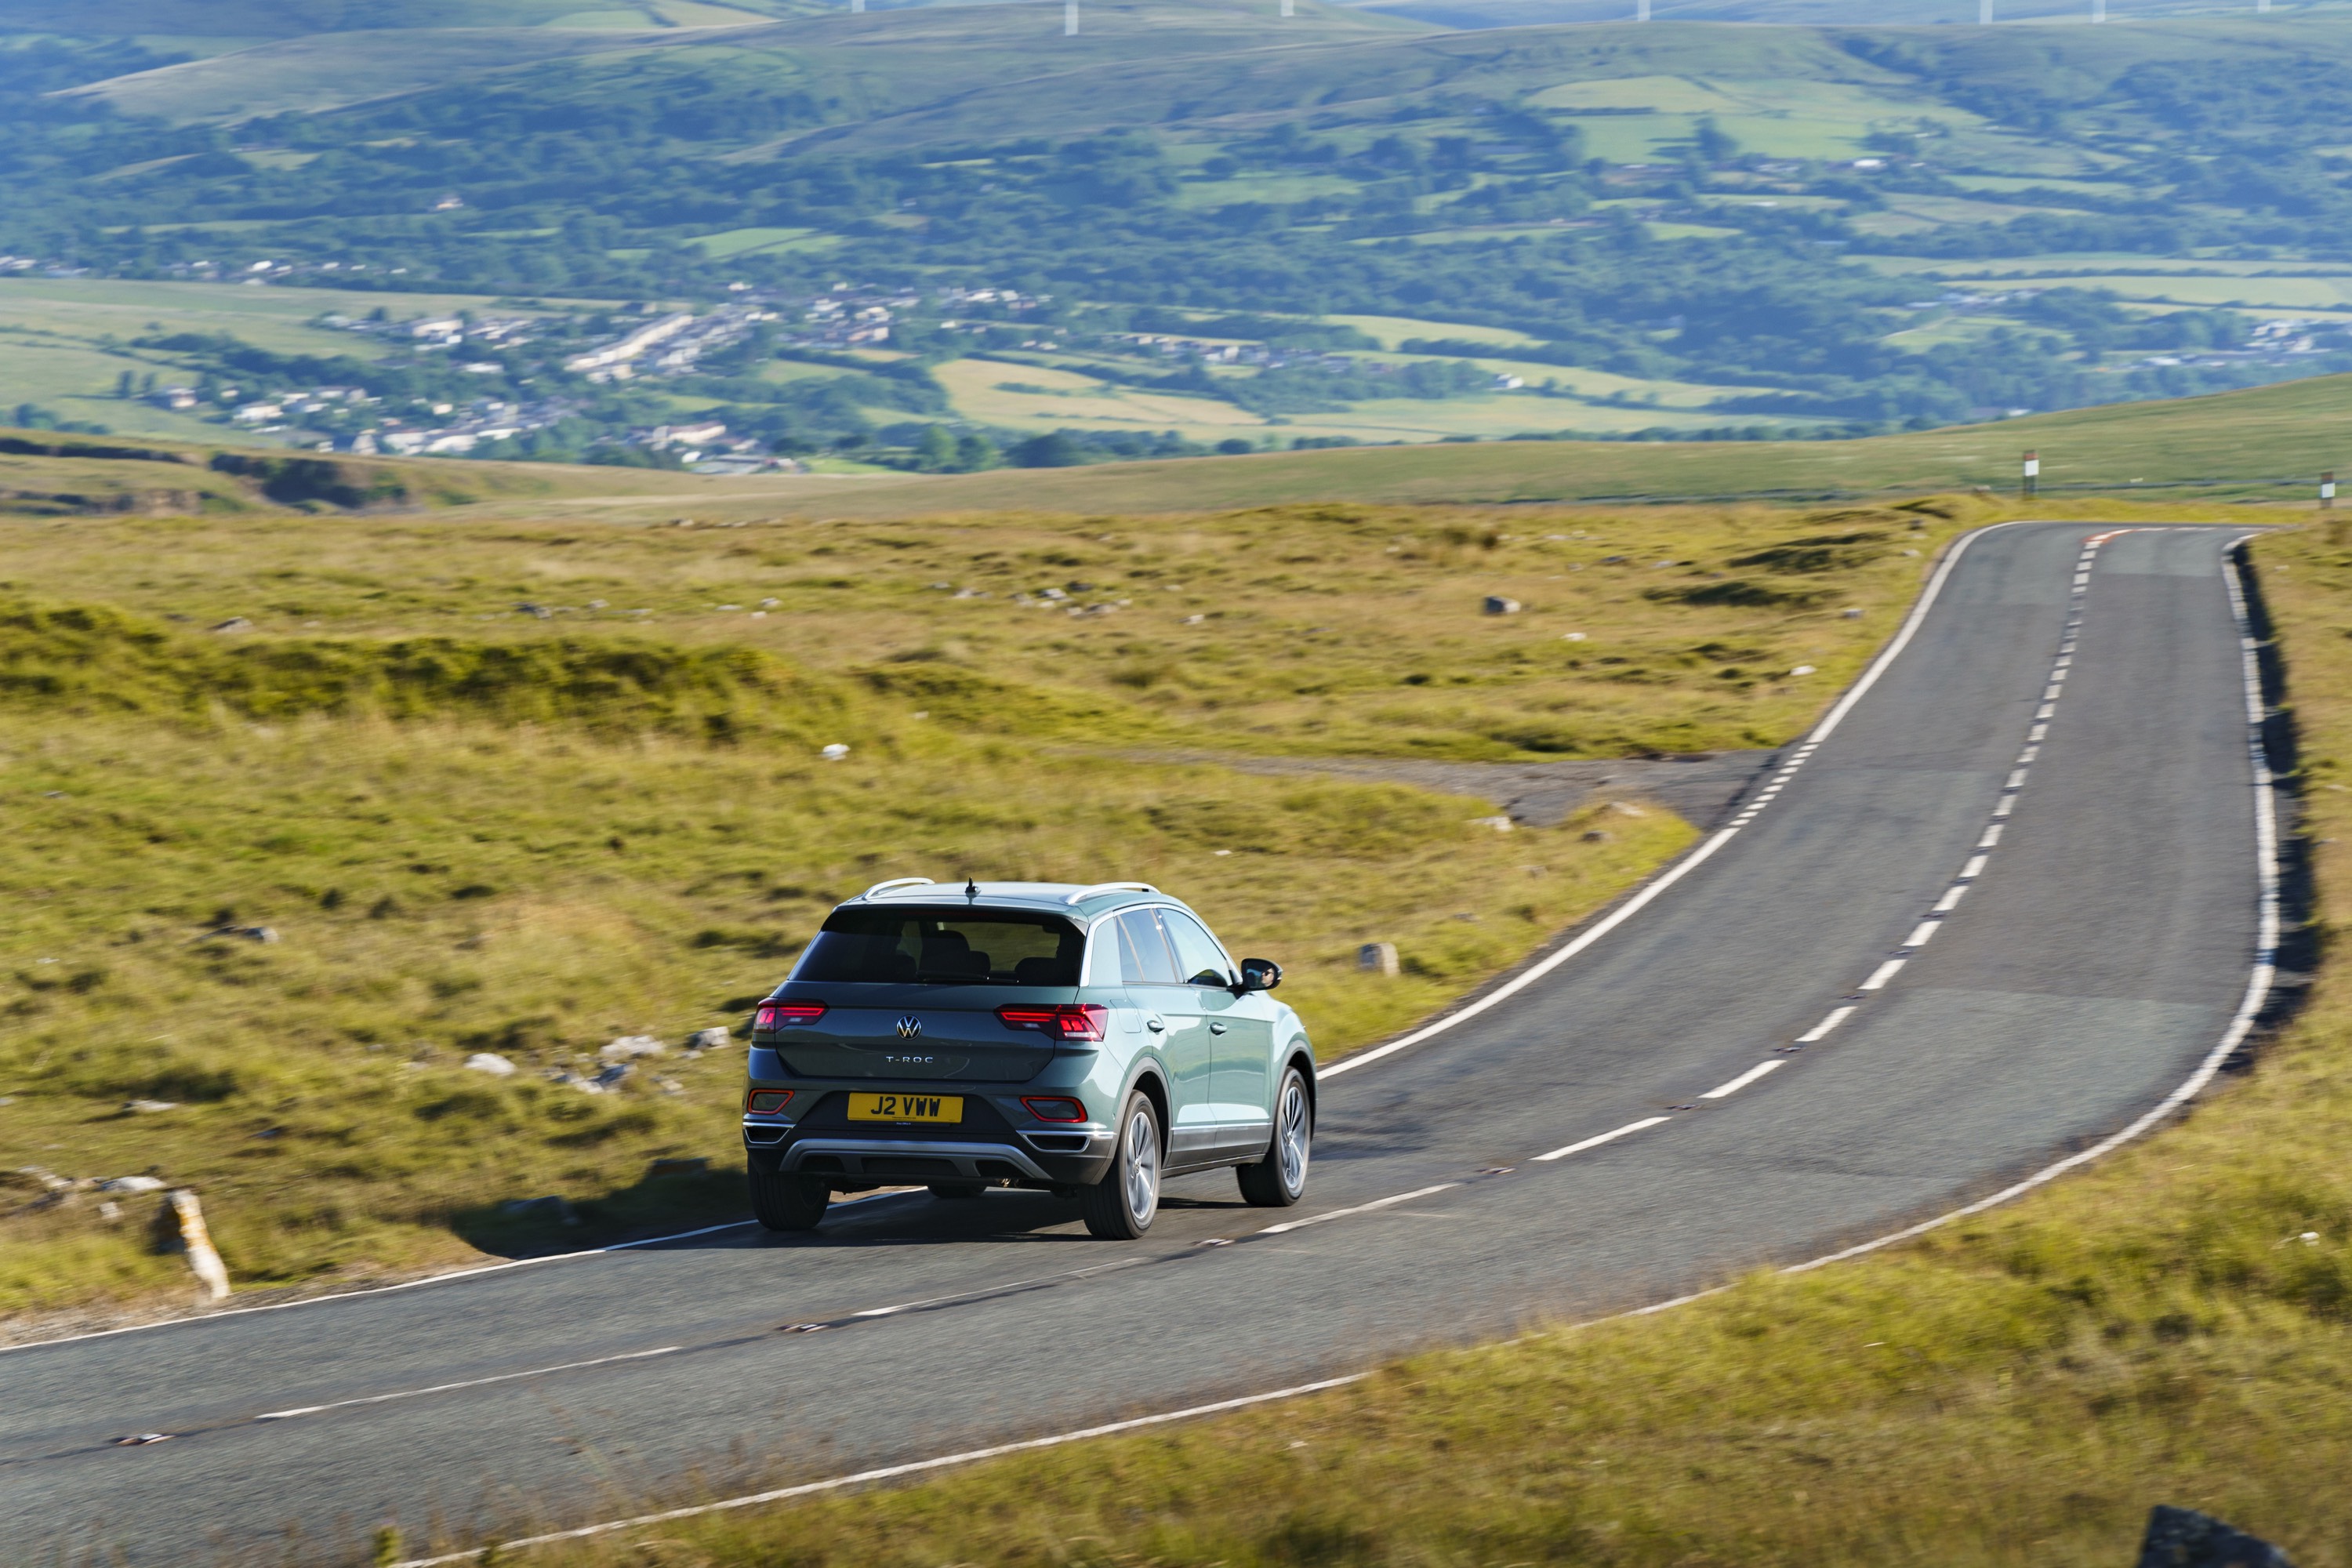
[0,524,2275,1567]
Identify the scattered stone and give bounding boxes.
[1841,608,1864,619]
[123,1100,180,1114]
[1581,829,1610,843]
[1789,665,1817,677]
[1562,632,1586,641]
[593,1063,633,1089]
[1181,614,1206,625]
[1602,801,1646,818]
[499,1196,578,1224]
[599,1035,665,1064]
[1040,587,1069,601]
[952,587,983,600]
[684,1027,733,1052]
[209,617,254,634]
[820,742,851,760]
[464,1052,517,1076]
[2137,1505,2292,1568]
[201,924,279,943]
[654,1076,684,1095]
[1357,942,1399,977]
[760,597,781,608]
[97,1200,122,1222]
[929,582,953,590]
[587,599,608,609]
[648,1156,709,1177]
[515,602,552,619]
[717,604,742,612]
[1483,596,1522,615]
[99,1175,167,1193]
[1469,815,1514,833]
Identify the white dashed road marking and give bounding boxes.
[1699,1061,1784,1100]
[1534,1116,1672,1163]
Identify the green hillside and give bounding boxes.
[10,2,2352,467]
[599,368,2352,517]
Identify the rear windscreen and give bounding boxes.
[793,909,1086,986]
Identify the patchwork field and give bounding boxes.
[0,277,582,441]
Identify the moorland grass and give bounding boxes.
[463,523,2352,1568]
[0,494,1985,764]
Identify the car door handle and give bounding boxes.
[1208,1022,1228,1034]
[1145,1016,1167,1032]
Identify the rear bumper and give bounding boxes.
[744,1122,1115,1186]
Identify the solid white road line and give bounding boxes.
[1534,1116,1671,1162]
[1795,1006,1855,1043]
[1699,1060,1784,1100]
[254,1347,684,1421]
[388,1374,1377,1568]
[1790,531,2280,1275]
[1257,1184,1460,1235]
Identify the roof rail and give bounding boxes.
[859,877,936,900]
[1063,881,1160,906]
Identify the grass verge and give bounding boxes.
[418,523,2352,1568]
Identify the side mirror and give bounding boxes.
[1239,958,1282,993]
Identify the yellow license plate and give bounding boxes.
[848,1091,964,1124]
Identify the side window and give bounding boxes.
[1114,908,1181,985]
[1160,909,1234,989]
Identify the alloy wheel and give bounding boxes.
[1276,1075,1310,1195]
[1124,1104,1160,1225]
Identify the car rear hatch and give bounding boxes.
[768,984,1077,1083]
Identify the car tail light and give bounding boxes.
[746,1089,793,1115]
[755,1001,826,1030]
[995,1004,1109,1042]
[1022,1096,1088,1123]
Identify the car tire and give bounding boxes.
[1236,1064,1311,1207]
[928,1182,986,1201]
[1079,1091,1161,1240]
[749,1170,830,1231]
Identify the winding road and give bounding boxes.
[0,523,2280,1567]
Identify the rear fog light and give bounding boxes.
[746,1090,793,1115]
[1022,1096,1087,1123]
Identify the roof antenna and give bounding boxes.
[964,875,979,899]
